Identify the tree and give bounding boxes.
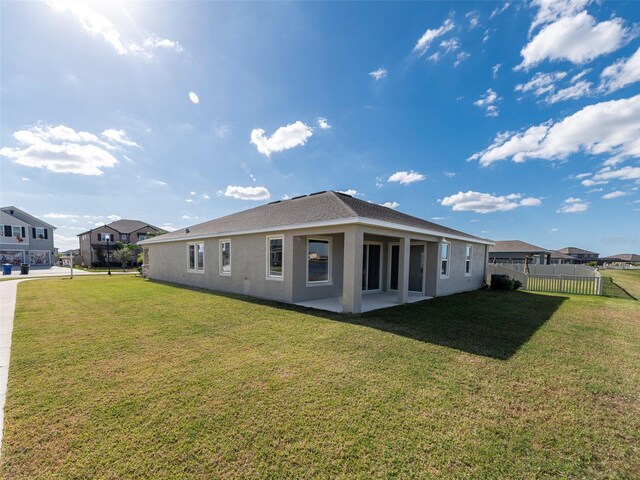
[95,245,105,267]
[112,248,134,271]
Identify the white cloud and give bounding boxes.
[107,214,121,221]
[250,121,313,156]
[440,38,459,54]
[101,129,140,148]
[599,47,640,93]
[0,124,125,175]
[517,11,632,70]
[414,19,455,56]
[338,189,360,197]
[443,171,456,178]
[492,63,501,79]
[189,92,199,104]
[454,51,470,67]
[575,172,591,179]
[490,2,511,20]
[474,89,500,117]
[592,166,640,183]
[388,171,425,185]
[43,213,80,219]
[602,190,627,199]
[151,179,167,186]
[515,71,567,97]
[528,0,590,33]
[185,199,193,203]
[380,201,400,209]
[547,80,592,103]
[317,117,331,130]
[222,185,270,201]
[549,228,559,232]
[53,234,80,252]
[469,95,640,166]
[21,177,30,182]
[369,67,387,80]
[440,191,543,213]
[557,196,589,213]
[466,11,480,29]
[190,191,196,195]
[202,194,210,200]
[47,0,182,58]
[162,224,178,232]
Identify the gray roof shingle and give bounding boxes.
[142,191,488,244]
[489,240,549,253]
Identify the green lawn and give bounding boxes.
[2,277,639,478]
[601,269,640,300]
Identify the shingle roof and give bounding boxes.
[550,250,576,259]
[141,191,489,244]
[488,240,549,253]
[77,219,162,236]
[557,246,598,255]
[600,253,640,262]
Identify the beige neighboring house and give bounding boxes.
[78,219,164,266]
[1,206,57,266]
[556,247,599,264]
[488,240,551,265]
[140,191,493,313]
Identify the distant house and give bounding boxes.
[140,191,493,313]
[488,240,551,265]
[556,247,599,264]
[549,250,578,265]
[0,206,56,266]
[77,219,164,266]
[598,253,640,265]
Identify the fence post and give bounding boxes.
[558,275,563,293]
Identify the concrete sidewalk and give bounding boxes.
[2,265,135,278]
[0,279,23,453]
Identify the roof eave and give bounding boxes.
[139,217,494,246]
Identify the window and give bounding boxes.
[98,233,114,242]
[465,245,473,276]
[220,240,231,275]
[267,236,283,279]
[307,238,331,284]
[35,227,46,239]
[187,242,204,272]
[12,226,21,237]
[138,234,147,241]
[441,241,450,277]
[120,233,128,242]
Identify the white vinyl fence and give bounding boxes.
[486,264,603,296]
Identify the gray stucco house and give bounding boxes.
[1,206,56,266]
[488,240,551,265]
[140,191,493,313]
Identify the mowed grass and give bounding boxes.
[2,277,639,479]
[601,269,640,300]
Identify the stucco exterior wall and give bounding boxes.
[436,241,487,296]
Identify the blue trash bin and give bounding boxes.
[2,264,12,275]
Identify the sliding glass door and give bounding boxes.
[362,243,382,292]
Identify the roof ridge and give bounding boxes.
[327,191,360,217]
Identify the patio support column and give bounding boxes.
[397,236,410,304]
[342,226,363,313]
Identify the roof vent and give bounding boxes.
[185,228,190,234]
[267,200,282,205]
[291,195,306,200]
[309,191,327,196]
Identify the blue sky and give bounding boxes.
[1,0,639,255]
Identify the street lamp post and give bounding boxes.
[106,237,112,276]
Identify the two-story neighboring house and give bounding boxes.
[556,247,599,264]
[77,219,164,266]
[0,206,57,266]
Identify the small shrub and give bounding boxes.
[491,274,522,291]
[512,279,523,291]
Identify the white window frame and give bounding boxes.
[465,245,473,276]
[98,233,113,242]
[0,225,4,237]
[219,239,231,276]
[120,233,128,242]
[187,242,205,273]
[12,226,22,237]
[306,236,332,286]
[362,241,383,293]
[35,227,46,239]
[440,241,450,278]
[266,235,284,281]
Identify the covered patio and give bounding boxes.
[296,291,432,313]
